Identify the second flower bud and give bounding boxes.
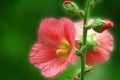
[89,19,113,33]
[63,1,84,18]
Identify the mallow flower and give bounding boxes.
[29,18,76,78]
[74,19,114,66]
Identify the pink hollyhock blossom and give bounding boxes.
[74,19,114,66]
[29,18,76,78]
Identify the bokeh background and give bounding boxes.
[0,0,120,80]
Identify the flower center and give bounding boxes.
[56,40,71,59]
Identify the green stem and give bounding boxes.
[80,50,86,80]
[80,0,92,80]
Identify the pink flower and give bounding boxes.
[29,18,76,78]
[74,19,114,66]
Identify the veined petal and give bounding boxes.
[38,18,75,45]
[29,42,57,65]
[29,42,69,78]
[38,58,68,78]
[60,18,76,46]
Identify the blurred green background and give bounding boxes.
[0,0,120,80]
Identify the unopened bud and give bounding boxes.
[99,20,114,32]
[90,19,113,33]
[63,1,84,18]
[63,1,79,12]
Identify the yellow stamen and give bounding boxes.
[56,49,68,56]
[56,40,71,59]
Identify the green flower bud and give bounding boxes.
[90,19,113,33]
[63,1,79,12]
[90,19,105,33]
[63,1,84,18]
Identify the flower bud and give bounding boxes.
[99,20,114,32]
[90,19,114,33]
[63,1,79,12]
[63,1,84,18]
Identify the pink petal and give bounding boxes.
[38,48,75,78]
[86,30,114,65]
[74,21,83,40]
[60,18,75,46]
[29,42,57,65]
[38,18,75,45]
[39,58,68,78]
[29,44,76,78]
[95,31,113,52]
[86,48,109,65]
[67,48,76,64]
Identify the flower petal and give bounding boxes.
[67,48,76,64]
[30,43,76,78]
[29,42,57,65]
[38,58,68,78]
[86,30,114,65]
[60,18,75,46]
[38,18,75,45]
[74,21,83,40]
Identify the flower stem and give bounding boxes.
[80,0,92,80]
